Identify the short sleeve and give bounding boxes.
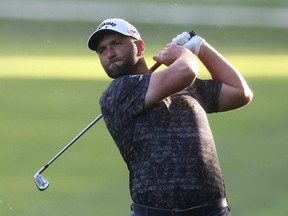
[187,79,222,113]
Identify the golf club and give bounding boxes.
[33,60,159,191]
[34,113,103,191]
[34,31,195,191]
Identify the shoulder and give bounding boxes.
[100,74,151,113]
[106,74,150,94]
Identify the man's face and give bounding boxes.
[96,33,139,79]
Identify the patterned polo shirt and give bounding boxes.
[100,74,226,208]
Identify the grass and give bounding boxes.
[1,54,288,80]
[1,15,288,216]
[1,19,288,80]
[1,77,287,216]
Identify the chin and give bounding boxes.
[106,71,124,79]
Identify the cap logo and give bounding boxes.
[97,21,117,30]
[130,30,137,34]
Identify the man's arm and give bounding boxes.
[198,41,253,112]
[144,44,199,108]
[173,32,253,112]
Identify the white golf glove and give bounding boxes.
[171,32,192,46]
[171,31,205,56]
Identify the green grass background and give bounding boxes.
[1,1,288,215]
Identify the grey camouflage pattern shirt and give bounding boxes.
[100,74,226,208]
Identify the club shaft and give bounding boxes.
[149,62,161,72]
[39,113,103,174]
[35,33,186,177]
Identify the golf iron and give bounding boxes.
[34,113,103,191]
[33,60,162,191]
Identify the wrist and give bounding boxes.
[189,35,205,56]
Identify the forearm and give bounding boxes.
[198,41,247,90]
[198,41,253,110]
[145,44,198,108]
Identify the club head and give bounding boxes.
[34,173,49,191]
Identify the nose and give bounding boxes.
[106,46,116,59]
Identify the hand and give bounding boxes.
[153,44,190,66]
[153,44,199,74]
[171,31,205,56]
[171,32,193,46]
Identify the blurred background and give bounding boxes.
[1,0,288,215]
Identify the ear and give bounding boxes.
[135,39,145,57]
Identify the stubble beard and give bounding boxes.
[104,52,137,79]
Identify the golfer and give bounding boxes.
[88,18,253,216]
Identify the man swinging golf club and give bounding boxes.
[88,18,253,216]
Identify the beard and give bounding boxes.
[102,51,137,79]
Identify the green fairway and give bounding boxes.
[1,54,288,80]
[1,4,288,215]
[1,18,288,80]
[1,77,288,216]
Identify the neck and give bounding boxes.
[134,58,150,75]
